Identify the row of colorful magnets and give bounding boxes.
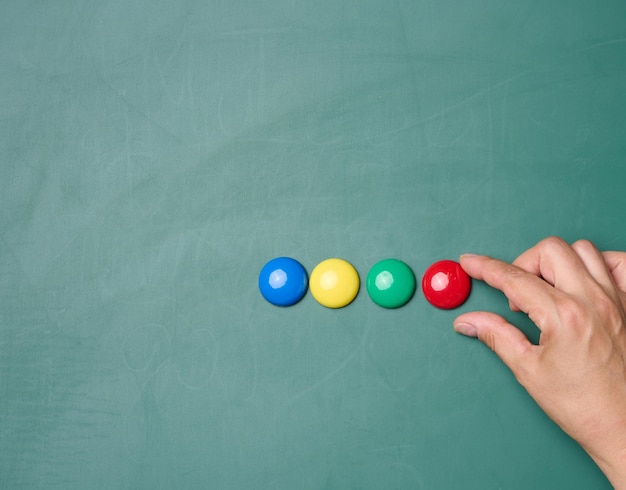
[258,257,471,309]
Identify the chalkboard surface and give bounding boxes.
[2,1,626,488]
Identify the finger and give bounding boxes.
[512,237,587,293]
[454,311,536,376]
[459,254,557,327]
[603,251,626,292]
[571,239,616,292]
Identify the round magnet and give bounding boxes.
[258,257,308,306]
[309,258,360,308]
[366,259,416,309]
[422,260,471,309]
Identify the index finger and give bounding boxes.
[459,254,557,328]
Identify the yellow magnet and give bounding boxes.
[309,258,360,308]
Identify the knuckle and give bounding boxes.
[554,295,586,329]
[498,265,527,291]
[572,238,596,254]
[594,294,624,329]
[491,260,518,278]
[539,236,569,254]
[552,289,624,334]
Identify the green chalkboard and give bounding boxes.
[2,1,626,488]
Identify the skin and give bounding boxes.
[453,237,626,489]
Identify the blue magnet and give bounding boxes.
[258,257,308,306]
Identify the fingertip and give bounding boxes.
[459,253,480,265]
[458,253,488,277]
[454,321,478,337]
[454,311,484,338]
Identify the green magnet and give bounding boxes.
[366,259,416,309]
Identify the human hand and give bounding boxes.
[453,237,626,489]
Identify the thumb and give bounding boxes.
[454,311,534,374]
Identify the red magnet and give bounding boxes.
[422,260,471,309]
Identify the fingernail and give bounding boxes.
[460,253,479,259]
[454,322,478,337]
